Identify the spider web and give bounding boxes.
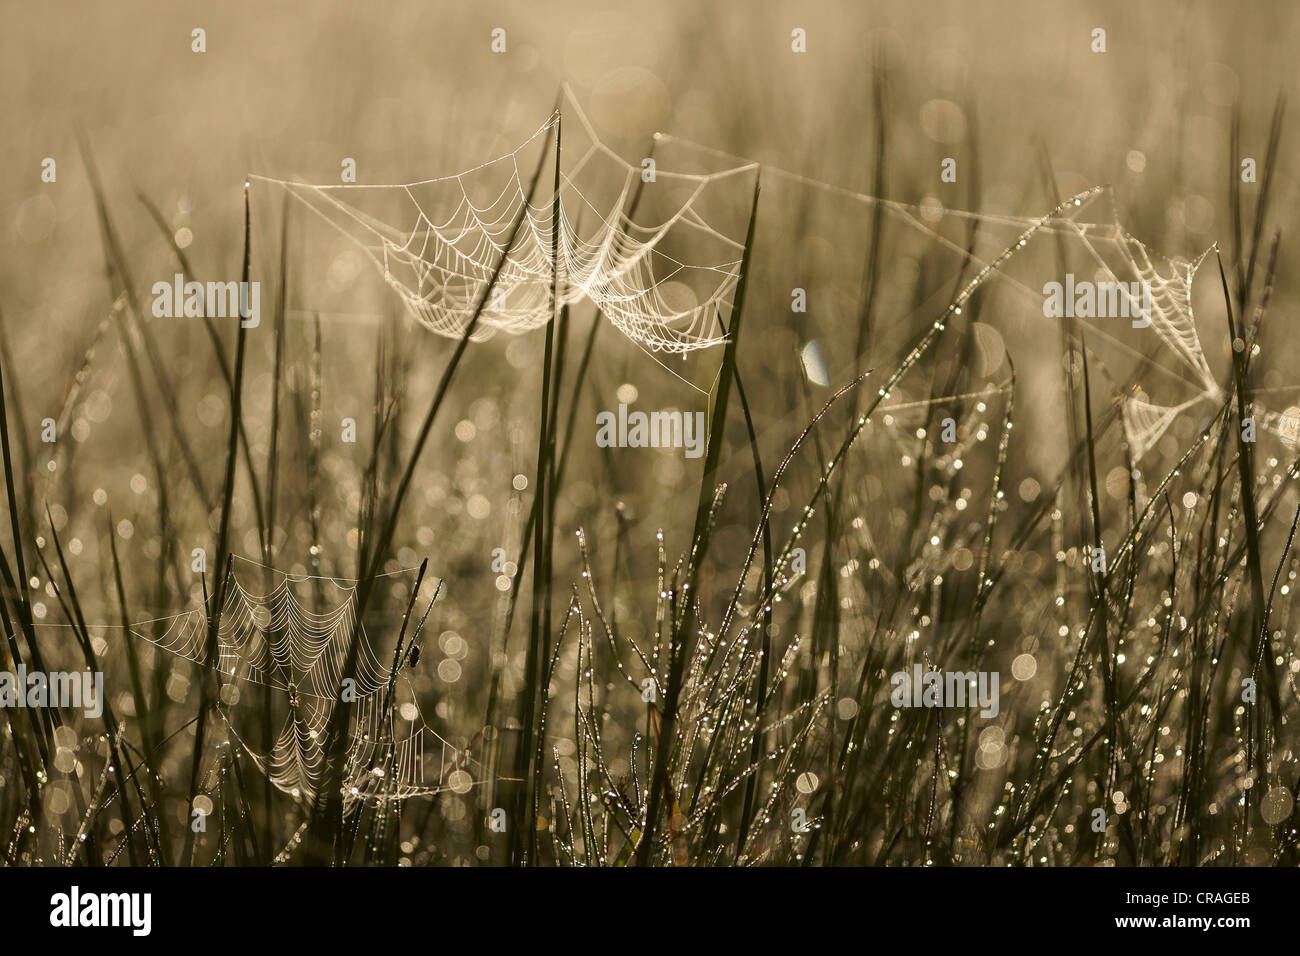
[248,90,1283,463]
[250,90,756,356]
[123,561,480,806]
[650,127,1290,470]
[1121,389,1204,461]
[1062,221,1224,460]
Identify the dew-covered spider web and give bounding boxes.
[653,126,1300,470]
[250,88,757,357]
[119,560,481,806]
[246,87,1294,463]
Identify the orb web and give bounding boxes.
[123,559,479,806]
[250,90,757,356]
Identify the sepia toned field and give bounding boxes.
[0,0,1298,870]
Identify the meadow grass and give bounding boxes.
[0,41,1297,867]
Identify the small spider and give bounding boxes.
[406,644,420,668]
